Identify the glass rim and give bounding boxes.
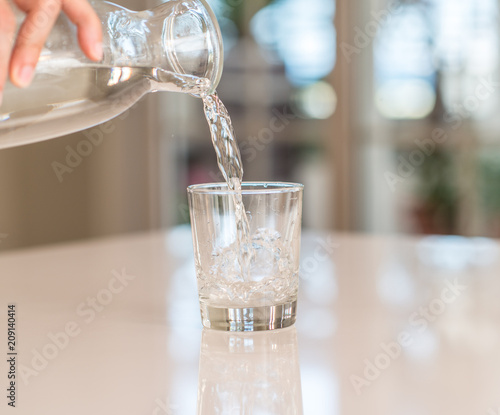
[187,181,304,195]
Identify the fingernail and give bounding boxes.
[15,65,34,88]
[93,42,103,61]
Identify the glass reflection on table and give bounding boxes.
[197,327,303,414]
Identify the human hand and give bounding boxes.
[0,0,103,105]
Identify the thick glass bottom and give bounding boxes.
[199,300,297,331]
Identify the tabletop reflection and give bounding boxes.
[197,327,303,414]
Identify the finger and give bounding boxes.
[62,0,102,61]
[9,0,62,88]
[0,0,16,104]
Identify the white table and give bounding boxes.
[1,226,499,414]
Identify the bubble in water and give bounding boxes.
[199,228,297,307]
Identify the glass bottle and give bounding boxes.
[0,0,223,149]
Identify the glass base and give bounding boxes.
[200,300,297,331]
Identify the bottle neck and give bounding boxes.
[95,0,223,95]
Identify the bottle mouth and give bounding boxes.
[198,0,223,94]
[165,0,223,95]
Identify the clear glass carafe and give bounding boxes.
[0,0,223,149]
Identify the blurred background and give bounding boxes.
[1,0,500,250]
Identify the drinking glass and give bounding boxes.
[187,182,304,331]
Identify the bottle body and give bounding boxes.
[0,0,222,149]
